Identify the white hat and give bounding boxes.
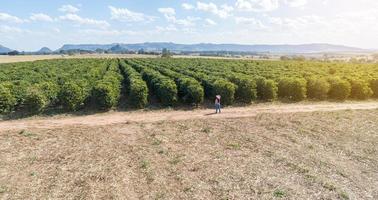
[216,95,221,99]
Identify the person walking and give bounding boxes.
[215,95,221,114]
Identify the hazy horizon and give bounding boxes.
[1,0,377,51]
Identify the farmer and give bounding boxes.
[215,95,221,114]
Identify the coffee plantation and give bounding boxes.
[0,58,377,116]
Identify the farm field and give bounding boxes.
[0,107,377,199]
[0,54,159,64]
[1,58,378,118]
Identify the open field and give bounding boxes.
[0,103,377,199]
[0,54,161,64]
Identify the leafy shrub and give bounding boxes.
[328,78,351,101]
[92,81,117,109]
[11,80,30,107]
[0,84,16,114]
[36,82,59,105]
[129,79,149,108]
[24,87,47,114]
[92,71,123,110]
[212,79,236,105]
[178,78,204,105]
[136,66,177,106]
[306,77,330,100]
[229,75,257,103]
[119,60,149,108]
[256,78,278,101]
[278,78,307,101]
[59,82,88,111]
[370,78,378,98]
[349,79,373,100]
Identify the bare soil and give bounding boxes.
[0,102,377,199]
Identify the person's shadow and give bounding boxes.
[204,113,218,116]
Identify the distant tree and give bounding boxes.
[8,50,19,56]
[162,48,171,58]
[280,56,290,61]
[95,48,105,54]
[138,49,145,54]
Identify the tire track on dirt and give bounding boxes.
[1,102,378,131]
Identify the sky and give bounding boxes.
[0,0,377,51]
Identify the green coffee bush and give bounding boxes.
[24,87,47,114]
[212,79,236,105]
[139,67,178,106]
[370,78,378,98]
[328,78,351,101]
[278,78,307,101]
[178,78,204,105]
[36,81,59,105]
[59,82,88,111]
[349,79,373,100]
[129,79,149,108]
[229,75,257,103]
[306,77,330,100]
[119,60,149,108]
[0,84,16,114]
[256,78,278,101]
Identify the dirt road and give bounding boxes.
[1,102,377,131]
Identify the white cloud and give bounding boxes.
[205,18,217,26]
[182,3,195,10]
[0,12,24,23]
[196,2,234,18]
[0,25,25,33]
[30,13,54,22]
[158,8,176,17]
[235,17,266,29]
[79,29,139,37]
[59,4,80,13]
[109,6,155,22]
[156,25,178,32]
[158,7,198,27]
[284,0,307,8]
[59,14,110,28]
[52,28,61,33]
[236,0,279,12]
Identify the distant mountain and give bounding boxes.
[56,42,367,54]
[37,47,52,54]
[109,44,126,52]
[0,45,12,53]
[59,44,115,51]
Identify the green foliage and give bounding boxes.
[1,57,378,116]
[0,84,16,114]
[278,78,307,101]
[349,79,373,100]
[59,82,88,111]
[131,62,178,106]
[256,78,278,101]
[306,77,330,100]
[92,80,118,109]
[36,81,59,105]
[212,79,236,105]
[328,78,351,101]
[178,78,204,104]
[129,79,149,108]
[370,78,378,98]
[229,75,257,103]
[92,64,123,110]
[119,60,148,108]
[24,87,47,114]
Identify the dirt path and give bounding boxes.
[1,102,378,131]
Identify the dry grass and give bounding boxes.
[0,109,377,199]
